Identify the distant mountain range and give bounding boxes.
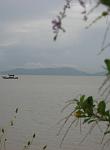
[0,67,105,76]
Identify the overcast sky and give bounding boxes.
[0,0,109,73]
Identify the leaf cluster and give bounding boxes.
[74,95,110,122]
[58,95,110,147]
[100,0,110,7]
[99,59,110,100]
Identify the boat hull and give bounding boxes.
[2,76,18,79]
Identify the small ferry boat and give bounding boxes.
[2,74,18,79]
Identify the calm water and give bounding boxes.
[0,76,106,150]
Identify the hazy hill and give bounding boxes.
[1,67,90,76]
[0,67,105,76]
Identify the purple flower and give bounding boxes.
[52,17,61,30]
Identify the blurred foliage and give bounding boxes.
[53,0,110,148]
[100,0,110,6]
[58,95,110,147]
[52,0,110,41]
[0,108,47,150]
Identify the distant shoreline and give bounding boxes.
[0,67,105,76]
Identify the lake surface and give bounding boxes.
[0,76,107,150]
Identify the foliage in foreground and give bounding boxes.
[52,0,110,148]
[52,0,110,45]
[58,94,110,148]
[57,53,110,149]
[0,108,47,150]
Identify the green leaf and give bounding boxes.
[104,59,110,73]
[97,101,106,115]
[88,119,96,124]
[105,110,110,116]
[80,95,85,104]
[104,130,110,135]
[83,117,91,124]
[86,96,94,106]
[100,0,110,7]
[82,96,94,116]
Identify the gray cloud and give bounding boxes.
[0,0,63,22]
[0,0,109,72]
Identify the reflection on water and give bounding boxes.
[0,76,104,150]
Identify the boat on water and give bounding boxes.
[2,74,18,79]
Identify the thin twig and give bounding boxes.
[60,119,77,148]
[87,2,100,15]
[57,111,75,136]
[101,21,110,51]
